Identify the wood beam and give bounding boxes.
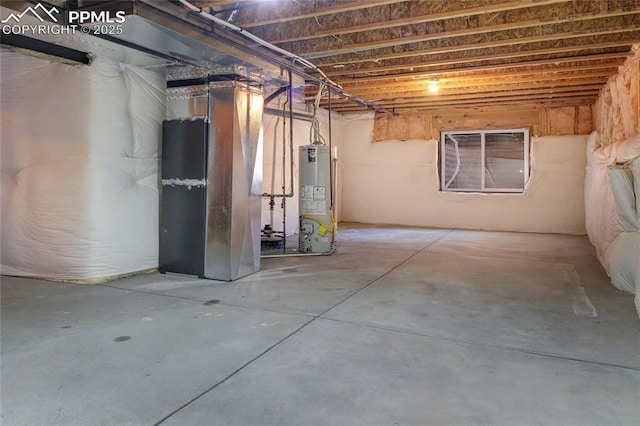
[328,93,599,112]
[332,99,597,112]
[197,1,253,7]
[303,9,639,60]
[268,0,571,44]
[320,85,603,106]
[329,53,628,83]
[332,63,621,90]
[315,23,640,67]
[308,67,617,94]
[234,0,405,28]
[333,67,618,91]
[308,77,610,101]
[322,42,636,77]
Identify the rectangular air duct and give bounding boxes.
[160,67,263,281]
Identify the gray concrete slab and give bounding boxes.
[425,229,599,264]
[163,319,640,426]
[324,251,640,369]
[337,222,451,251]
[0,280,309,425]
[1,276,72,307]
[107,244,416,316]
[2,224,639,426]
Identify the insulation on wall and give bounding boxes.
[0,52,165,282]
[594,46,640,147]
[373,105,593,142]
[585,132,640,315]
[588,46,640,316]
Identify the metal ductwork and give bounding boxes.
[0,0,385,278]
[1,0,393,113]
[160,67,264,281]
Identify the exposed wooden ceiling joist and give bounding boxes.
[331,93,600,112]
[311,13,640,64]
[310,77,610,102]
[332,68,618,93]
[193,0,640,113]
[334,62,622,90]
[321,83,603,104]
[261,0,572,45]
[324,46,635,78]
[222,0,406,28]
[333,52,629,83]
[301,10,640,60]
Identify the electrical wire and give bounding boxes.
[301,215,337,235]
[177,0,340,87]
[175,0,396,116]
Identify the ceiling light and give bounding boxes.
[428,78,439,94]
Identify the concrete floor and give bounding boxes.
[1,223,639,425]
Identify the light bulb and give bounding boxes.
[428,79,439,94]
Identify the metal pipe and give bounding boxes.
[261,252,329,258]
[260,119,293,198]
[326,86,338,255]
[264,87,287,105]
[328,85,334,210]
[177,0,334,83]
[174,0,396,115]
[269,117,280,228]
[261,72,296,200]
[264,107,313,122]
[281,73,291,253]
[288,68,295,198]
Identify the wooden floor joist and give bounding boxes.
[194,0,640,112]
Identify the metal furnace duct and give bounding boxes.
[161,68,263,281]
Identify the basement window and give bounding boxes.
[440,129,530,193]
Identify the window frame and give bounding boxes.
[440,128,530,193]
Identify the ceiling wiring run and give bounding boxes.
[176,0,396,114]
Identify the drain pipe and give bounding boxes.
[327,85,337,255]
[268,117,280,229]
[281,85,289,251]
[261,70,295,200]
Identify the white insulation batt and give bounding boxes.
[585,131,640,313]
[1,52,164,282]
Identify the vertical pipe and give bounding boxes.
[282,97,288,252]
[328,85,333,210]
[285,68,294,252]
[281,108,287,251]
[480,132,486,191]
[270,118,280,228]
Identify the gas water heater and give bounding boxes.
[299,144,336,253]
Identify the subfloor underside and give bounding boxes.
[1,223,639,425]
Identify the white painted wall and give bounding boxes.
[260,108,343,236]
[340,112,587,235]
